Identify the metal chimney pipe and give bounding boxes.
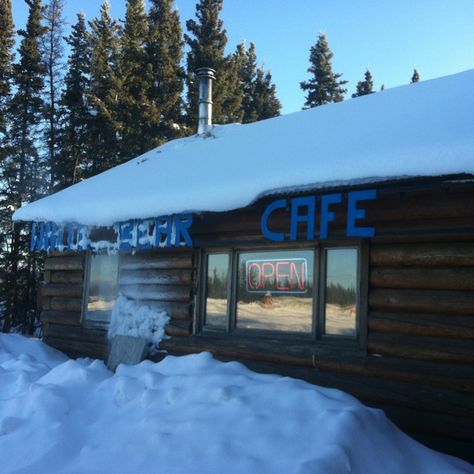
[196,67,216,135]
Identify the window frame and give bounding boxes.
[197,240,368,349]
[81,251,120,328]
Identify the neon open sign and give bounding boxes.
[246,258,307,294]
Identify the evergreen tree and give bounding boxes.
[185,0,242,129]
[145,0,185,146]
[237,41,256,123]
[88,1,121,174]
[252,66,281,120]
[58,13,92,188]
[2,0,46,332]
[352,69,374,98]
[116,0,149,160]
[41,0,65,191]
[0,0,15,330]
[0,0,14,146]
[237,42,280,123]
[300,33,347,108]
[411,68,420,83]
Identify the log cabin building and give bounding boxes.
[13,69,474,462]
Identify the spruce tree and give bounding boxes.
[300,33,347,108]
[2,0,46,332]
[0,0,14,145]
[88,1,121,174]
[352,69,374,98]
[58,13,92,188]
[41,0,65,191]
[252,67,281,121]
[0,0,15,331]
[117,0,149,160]
[185,0,242,129]
[237,42,281,123]
[237,41,256,123]
[411,68,420,83]
[145,0,185,146]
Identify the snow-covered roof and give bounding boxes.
[13,69,474,226]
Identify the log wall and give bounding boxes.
[41,249,195,358]
[40,178,474,462]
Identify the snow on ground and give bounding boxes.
[13,69,474,226]
[0,334,472,474]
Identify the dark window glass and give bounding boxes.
[204,253,229,329]
[324,248,357,337]
[236,250,314,333]
[86,254,119,323]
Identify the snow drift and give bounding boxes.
[0,334,472,473]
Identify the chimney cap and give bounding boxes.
[195,67,216,80]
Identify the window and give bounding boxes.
[84,253,119,324]
[201,246,360,341]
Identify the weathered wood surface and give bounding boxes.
[42,284,83,298]
[49,296,83,313]
[369,288,474,315]
[370,267,474,291]
[371,243,474,267]
[44,256,83,271]
[50,271,83,284]
[43,336,106,360]
[166,320,192,337]
[368,311,474,339]
[41,311,81,326]
[368,333,474,364]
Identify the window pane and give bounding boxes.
[324,248,357,337]
[236,250,313,333]
[204,253,229,329]
[87,254,119,323]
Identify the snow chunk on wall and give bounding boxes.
[108,294,170,352]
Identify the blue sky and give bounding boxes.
[12,0,474,114]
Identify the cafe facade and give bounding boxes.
[13,69,474,461]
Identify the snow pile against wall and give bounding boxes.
[0,334,471,474]
[108,294,170,351]
[13,69,474,226]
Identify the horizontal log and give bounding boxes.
[44,256,83,271]
[119,269,192,286]
[135,300,191,320]
[43,336,106,360]
[41,311,81,326]
[166,320,192,337]
[119,284,191,302]
[45,323,107,345]
[368,333,474,364]
[160,335,315,368]
[49,296,83,313]
[50,271,83,284]
[42,284,83,298]
[369,288,474,315]
[368,311,474,339]
[371,267,474,291]
[205,357,474,422]
[371,243,474,267]
[120,255,193,271]
[313,352,474,393]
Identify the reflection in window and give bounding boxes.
[236,250,313,333]
[324,248,357,337]
[204,253,229,329]
[86,254,119,323]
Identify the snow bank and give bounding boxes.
[108,294,170,351]
[0,334,472,473]
[13,69,474,226]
